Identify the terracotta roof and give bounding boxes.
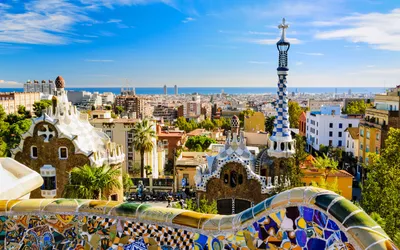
[302,168,353,178]
[346,127,359,140]
[158,131,185,138]
[187,129,206,136]
[299,111,307,121]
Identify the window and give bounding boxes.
[329,123,333,128]
[329,131,333,137]
[359,156,363,162]
[338,140,342,147]
[376,133,380,140]
[366,146,370,153]
[105,130,112,139]
[348,124,352,128]
[59,147,68,159]
[238,174,243,185]
[230,171,237,188]
[365,157,369,164]
[339,123,343,128]
[224,174,229,184]
[360,129,364,137]
[316,130,318,135]
[360,143,363,150]
[317,122,318,126]
[352,142,354,148]
[183,174,189,187]
[347,140,349,148]
[329,140,333,146]
[163,140,169,146]
[376,147,379,154]
[338,132,342,137]
[307,126,308,131]
[366,131,370,139]
[316,139,318,145]
[31,146,38,158]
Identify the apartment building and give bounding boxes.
[0,92,41,114]
[358,86,400,164]
[23,80,55,95]
[89,110,163,177]
[306,105,362,151]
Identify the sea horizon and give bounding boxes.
[0,86,386,95]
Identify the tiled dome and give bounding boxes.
[55,76,65,89]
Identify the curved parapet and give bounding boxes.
[0,187,397,249]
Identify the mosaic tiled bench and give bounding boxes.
[0,187,397,249]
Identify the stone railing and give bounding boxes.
[0,187,397,249]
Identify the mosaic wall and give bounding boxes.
[0,187,397,250]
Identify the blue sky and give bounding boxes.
[0,0,399,88]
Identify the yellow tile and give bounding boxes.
[202,215,224,230]
[43,199,79,213]
[288,188,304,203]
[9,199,42,213]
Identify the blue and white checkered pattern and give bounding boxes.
[272,75,290,138]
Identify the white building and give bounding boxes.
[24,80,55,95]
[344,127,359,159]
[306,105,362,151]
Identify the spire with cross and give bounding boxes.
[278,18,289,40]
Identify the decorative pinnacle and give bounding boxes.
[278,18,289,40]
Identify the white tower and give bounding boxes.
[268,18,295,158]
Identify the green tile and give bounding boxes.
[314,193,340,211]
[343,212,379,229]
[328,199,361,223]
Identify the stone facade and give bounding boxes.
[197,162,269,214]
[14,121,90,198]
[12,76,125,201]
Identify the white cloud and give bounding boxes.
[0,79,21,85]
[366,65,375,68]
[296,61,304,66]
[80,0,175,9]
[0,0,90,44]
[297,52,324,56]
[0,3,11,9]
[107,19,122,23]
[315,8,400,51]
[250,37,302,45]
[85,59,114,62]
[182,17,195,23]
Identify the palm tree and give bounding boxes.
[63,164,121,199]
[313,154,339,181]
[131,120,156,178]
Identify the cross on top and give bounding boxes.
[278,18,289,30]
[38,124,55,143]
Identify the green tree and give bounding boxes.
[345,100,369,114]
[123,173,134,192]
[174,197,218,214]
[63,164,121,200]
[0,105,6,121]
[105,105,112,110]
[185,135,216,152]
[265,116,275,134]
[312,154,339,181]
[115,106,124,115]
[286,135,308,188]
[362,128,400,238]
[288,101,302,129]
[238,109,255,124]
[33,100,52,117]
[131,120,156,178]
[144,165,152,175]
[17,105,31,119]
[311,177,341,195]
[200,118,215,131]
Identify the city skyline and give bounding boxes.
[0,0,400,88]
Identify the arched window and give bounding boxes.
[230,171,237,188]
[224,174,229,184]
[238,174,243,185]
[280,142,285,151]
[288,142,291,150]
[273,141,277,150]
